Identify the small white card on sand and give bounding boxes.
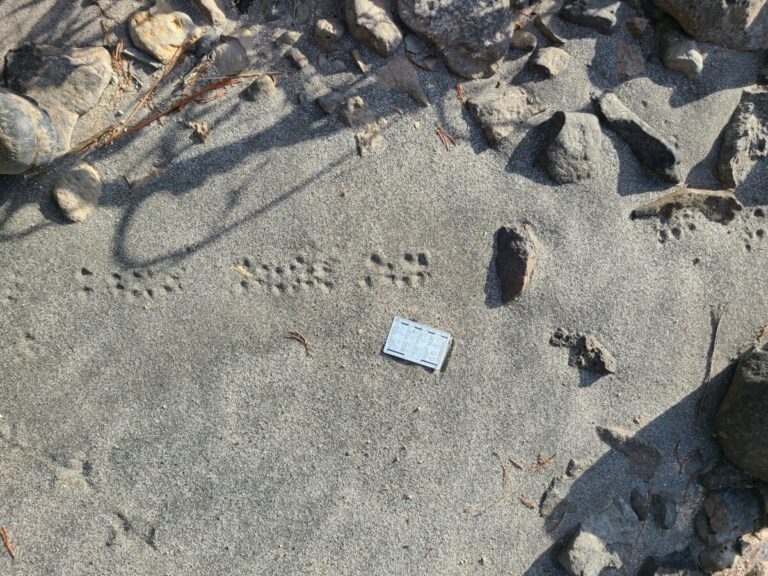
[383,316,452,371]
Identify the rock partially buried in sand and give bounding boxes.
[596,425,661,480]
[315,18,344,53]
[244,75,276,100]
[511,30,537,52]
[5,44,112,152]
[129,7,202,64]
[192,0,227,25]
[716,349,768,483]
[660,28,704,80]
[595,92,681,183]
[718,90,768,188]
[534,13,566,45]
[53,162,102,223]
[540,111,604,184]
[650,0,768,50]
[559,0,620,34]
[494,225,542,303]
[465,82,541,146]
[346,0,402,55]
[211,37,250,75]
[0,89,59,175]
[551,328,618,375]
[397,0,514,79]
[530,47,571,77]
[616,40,646,80]
[377,55,429,106]
[630,187,743,224]
[558,498,640,576]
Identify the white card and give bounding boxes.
[383,316,452,370]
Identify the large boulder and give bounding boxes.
[716,349,768,482]
[651,0,768,50]
[397,0,514,79]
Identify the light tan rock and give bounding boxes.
[129,9,202,63]
[53,163,102,223]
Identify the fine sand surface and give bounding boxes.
[1,1,767,574]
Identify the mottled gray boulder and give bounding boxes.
[595,92,681,183]
[465,82,541,145]
[716,349,768,482]
[346,0,402,55]
[651,0,768,50]
[560,0,620,34]
[0,89,59,175]
[718,90,768,188]
[397,0,514,79]
[494,225,542,303]
[541,112,604,184]
[5,44,112,152]
[558,499,640,576]
[660,28,704,80]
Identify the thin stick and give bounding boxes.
[695,303,728,425]
[286,331,313,353]
[530,452,556,473]
[1,527,15,559]
[518,496,536,510]
[508,457,524,471]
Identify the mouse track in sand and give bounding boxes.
[77,266,186,302]
[361,251,431,289]
[1,271,22,304]
[234,255,337,295]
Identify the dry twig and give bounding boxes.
[436,126,457,150]
[1,527,15,559]
[519,496,536,510]
[455,82,467,105]
[286,331,313,353]
[530,452,556,473]
[508,458,524,470]
[233,265,252,278]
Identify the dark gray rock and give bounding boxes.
[716,349,768,482]
[639,547,700,576]
[630,187,743,224]
[699,543,738,574]
[0,88,59,175]
[759,61,768,85]
[616,40,646,80]
[4,44,112,152]
[596,426,661,481]
[595,92,681,183]
[530,47,571,77]
[495,225,542,303]
[243,75,276,100]
[630,486,650,521]
[559,0,620,34]
[540,112,604,184]
[650,0,768,50]
[651,492,678,530]
[558,498,640,576]
[346,0,402,55]
[377,55,429,106]
[397,0,514,79]
[717,90,768,189]
[704,489,761,538]
[465,82,541,145]
[511,29,537,52]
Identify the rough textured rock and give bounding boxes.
[494,225,542,303]
[704,490,761,538]
[651,493,678,530]
[560,0,620,34]
[211,38,250,76]
[0,88,59,174]
[541,112,604,184]
[4,45,112,152]
[317,90,345,114]
[558,499,640,576]
[617,40,647,80]
[315,18,344,52]
[465,82,541,145]
[128,8,201,64]
[276,30,302,46]
[243,75,276,100]
[511,29,537,52]
[397,0,514,79]
[377,55,429,106]
[52,163,102,223]
[716,349,768,482]
[596,426,661,480]
[631,187,743,224]
[535,13,566,45]
[530,47,571,77]
[650,0,768,50]
[192,0,227,25]
[718,90,768,188]
[347,0,402,55]
[286,47,310,69]
[551,328,618,375]
[595,92,681,183]
[339,96,388,155]
[627,16,650,37]
[660,28,704,80]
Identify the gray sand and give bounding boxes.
[1,1,767,574]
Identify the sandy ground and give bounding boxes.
[1,1,767,574]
